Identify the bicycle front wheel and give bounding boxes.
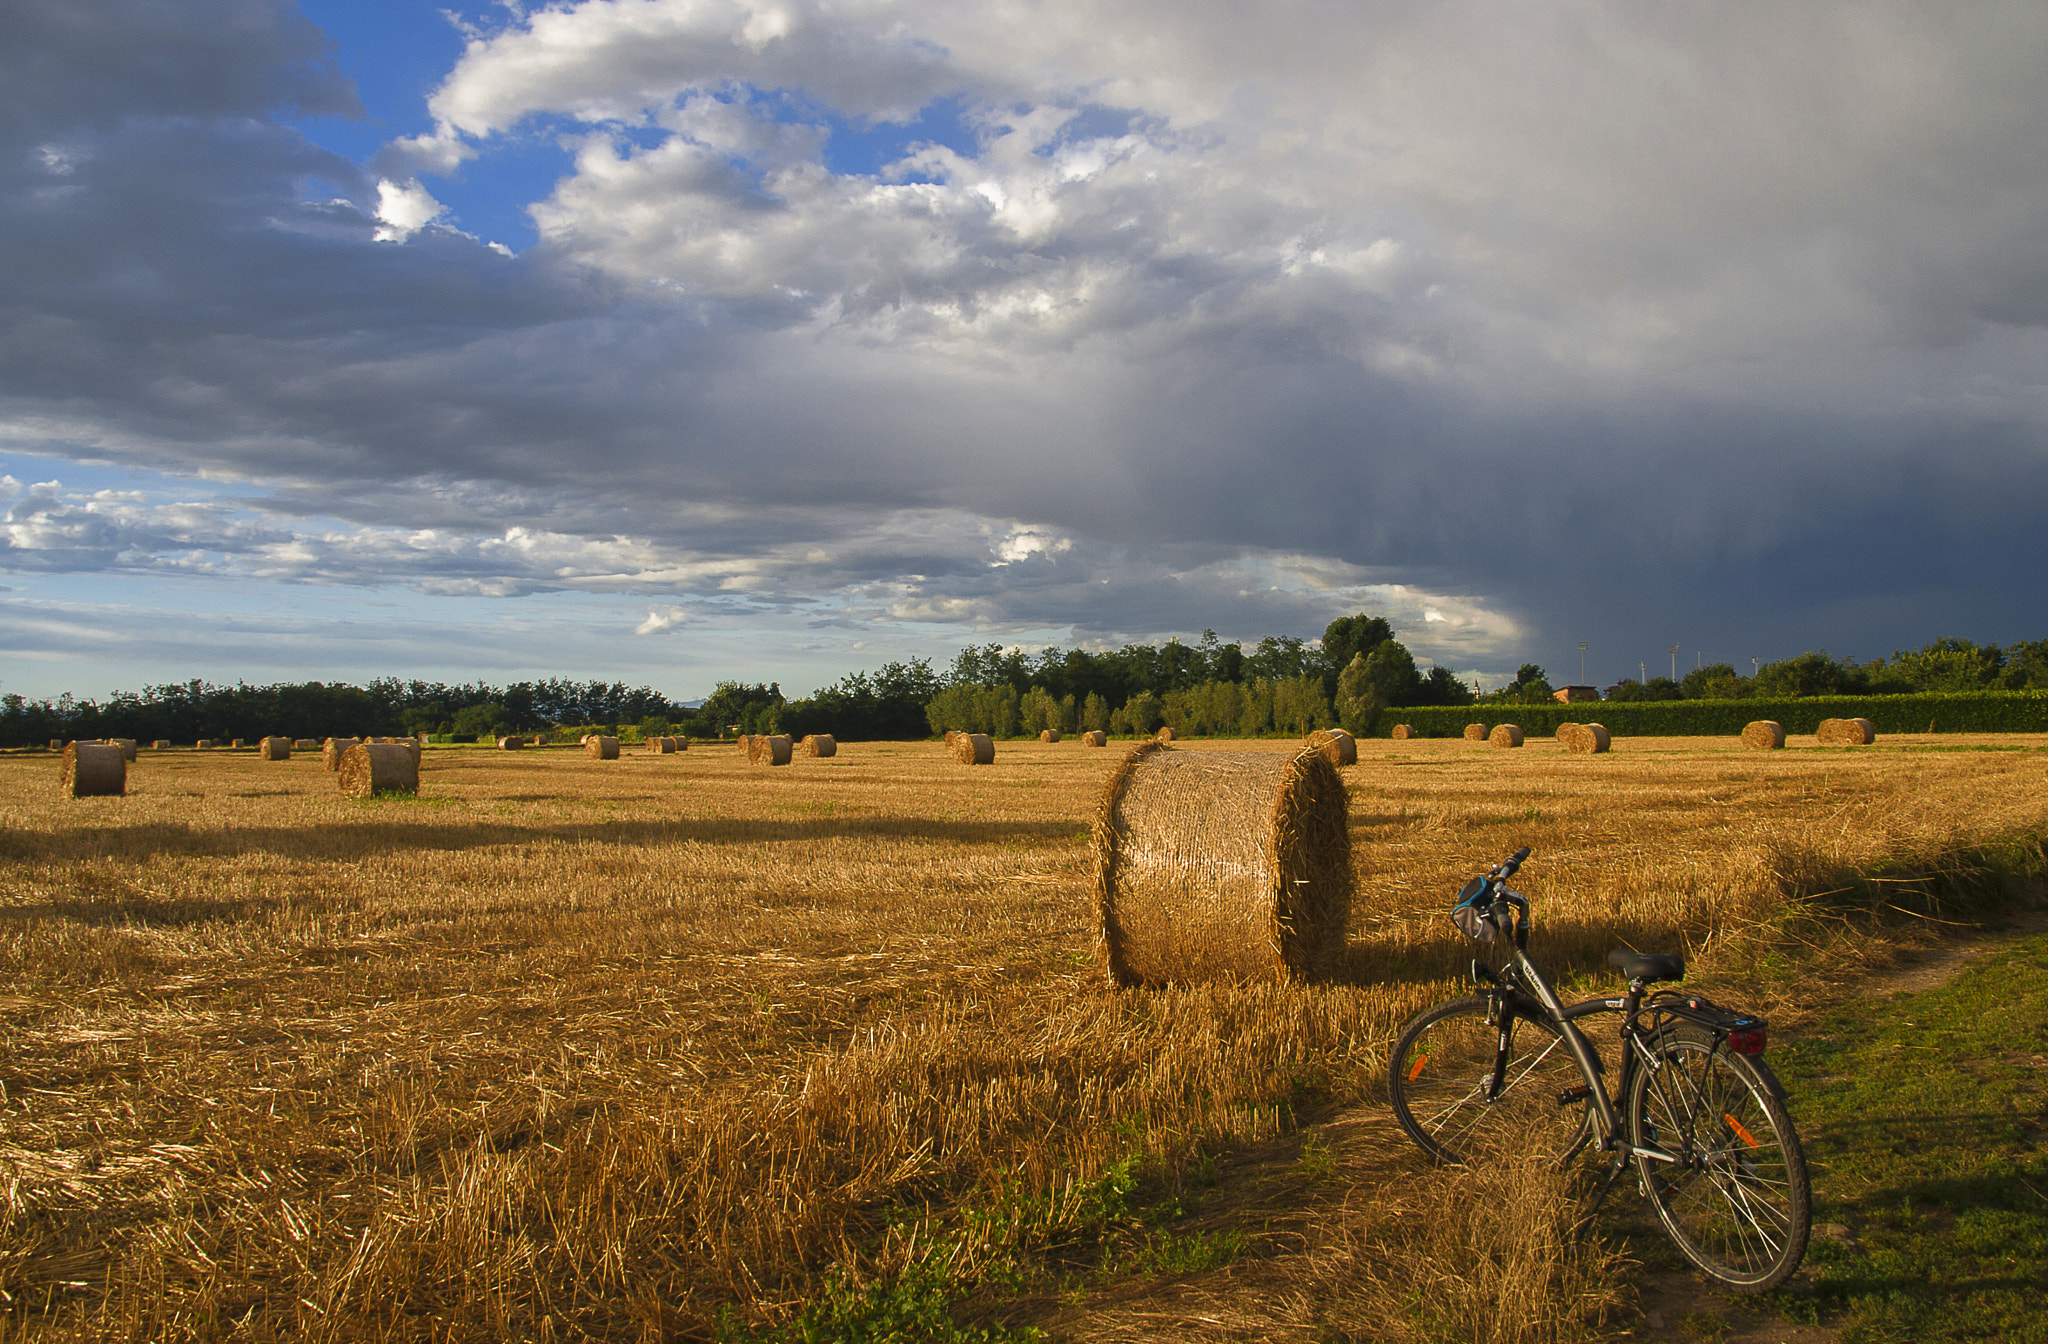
[1629,1026,1811,1292]
[1388,996,1598,1167]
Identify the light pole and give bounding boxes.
[1640,660,1647,684]
[1668,645,1680,681]
[1578,641,1588,685]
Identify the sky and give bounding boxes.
[3,0,2046,704]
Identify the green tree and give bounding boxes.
[450,702,508,738]
[1321,614,1395,683]
[1605,677,1683,702]
[1751,651,1868,698]
[1336,654,1377,735]
[1680,663,1745,699]
[1081,692,1110,732]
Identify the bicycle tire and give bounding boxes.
[1628,1025,1811,1292]
[1388,996,1601,1168]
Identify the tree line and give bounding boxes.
[7,629,2045,748]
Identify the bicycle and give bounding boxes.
[1387,847,1811,1292]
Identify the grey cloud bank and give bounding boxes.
[1,0,2044,699]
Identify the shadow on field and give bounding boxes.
[0,815,1084,863]
[0,893,275,928]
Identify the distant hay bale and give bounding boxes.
[1082,730,1107,747]
[339,743,418,797]
[230,739,245,749]
[1741,721,1786,751]
[62,742,127,798]
[1390,724,1414,740]
[1489,724,1524,748]
[322,737,359,771]
[644,736,676,754]
[1305,728,1357,767]
[1560,723,1611,754]
[754,734,793,766]
[1095,742,1350,987]
[196,739,215,749]
[1817,717,1876,746]
[498,736,525,750]
[1039,729,1061,743]
[952,732,995,765]
[1155,726,1176,742]
[48,739,61,751]
[258,736,291,761]
[585,735,620,760]
[1463,723,1487,741]
[738,735,757,756]
[107,738,137,762]
[294,738,319,750]
[151,740,168,751]
[799,733,836,758]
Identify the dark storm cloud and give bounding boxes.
[3,0,2047,684]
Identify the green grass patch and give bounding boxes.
[1767,933,2048,1341]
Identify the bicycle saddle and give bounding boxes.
[1608,949,1685,983]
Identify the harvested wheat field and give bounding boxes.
[3,735,2048,1342]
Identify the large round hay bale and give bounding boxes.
[943,730,961,745]
[754,734,793,766]
[498,735,526,750]
[1082,730,1107,747]
[1463,723,1486,741]
[738,735,757,756]
[1390,724,1414,740]
[1095,743,1350,987]
[1817,717,1876,746]
[1305,727,1357,767]
[1489,724,1524,748]
[1741,721,1786,751]
[339,743,418,797]
[952,732,995,765]
[258,736,291,761]
[1039,729,1061,743]
[644,736,675,754]
[1155,726,1176,742]
[62,742,127,798]
[322,737,358,771]
[585,735,619,760]
[1560,723,1610,754]
[799,734,836,758]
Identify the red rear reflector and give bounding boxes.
[1728,1025,1767,1054]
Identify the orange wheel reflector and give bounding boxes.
[1407,1055,1429,1082]
[1724,1113,1762,1149]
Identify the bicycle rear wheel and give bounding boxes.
[1629,1025,1810,1292]
[1388,996,1598,1167]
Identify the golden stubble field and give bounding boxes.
[2,733,2046,1341]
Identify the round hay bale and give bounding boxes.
[258,736,291,761]
[1039,729,1061,743]
[1389,724,1414,740]
[799,733,837,758]
[339,743,418,797]
[1561,723,1610,754]
[643,736,675,754]
[1155,726,1176,742]
[754,734,793,766]
[1305,728,1357,767]
[196,739,215,749]
[1817,717,1875,746]
[498,735,526,750]
[230,739,245,750]
[738,735,757,756]
[151,740,169,751]
[1082,730,1107,747]
[62,742,127,798]
[585,735,620,760]
[322,737,359,771]
[1489,724,1524,748]
[671,736,688,751]
[1463,723,1486,741]
[48,739,61,751]
[103,738,137,762]
[943,730,961,745]
[1741,720,1786,751]
[294,738,319,750]
[1095,742,1350,987]
[951,732,995,765]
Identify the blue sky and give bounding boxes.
[4,0,2047,703]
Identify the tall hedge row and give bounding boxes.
[1379,692,2048,739]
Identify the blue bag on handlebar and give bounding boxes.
[1451,876,1498,943]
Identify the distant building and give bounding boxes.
[1553,685,1600,703]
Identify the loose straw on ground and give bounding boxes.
[1094,742,1351,987]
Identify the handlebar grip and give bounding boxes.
[1497,846,1531,878]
